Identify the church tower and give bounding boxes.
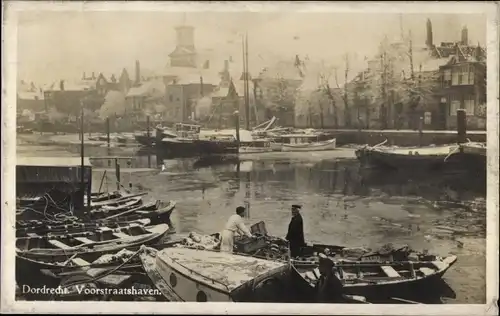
[461,25,469,45]
[425,18,434,48]
[169,19,197,68]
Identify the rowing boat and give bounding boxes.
[16,218,151,237]
[281,138,337,152]
[16,223,170,262]
[296,256,458,299]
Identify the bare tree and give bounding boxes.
[316,63,339,129]
[333,54,351,128]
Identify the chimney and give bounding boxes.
[425,18,433,48]
[82,72,86,80]
[224,60,229,71]
[91,72,95,80]
[59,80,65,91]
[461,26,469,45]
[475,44,482,60]
[135,60,141,84]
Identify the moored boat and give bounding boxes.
[16,218,151,237]
[139,246,306,302]
[296,255,458,299]
[281,138,337,152]
[271,133,337,152]
[16,223,170,262]
[355,143,460,170]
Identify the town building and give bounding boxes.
[438,45,487,130]
[17,81,46,113]
[346,19,486,130]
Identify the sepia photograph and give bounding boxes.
[1,1,498,315]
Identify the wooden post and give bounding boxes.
[456,109,467,144]
[106,118,111,167]
[234,111,240,146]
[106,117,111,148]
[418,116,424,147]
[87,168,91,211]
[115,158,121,191]
[244,200,250,219]
[80,105,85,214]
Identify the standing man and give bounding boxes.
[220,206,254,253]
[285,204,305,258]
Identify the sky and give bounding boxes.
[15,5,487,85]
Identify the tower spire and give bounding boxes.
[399,14,404,41]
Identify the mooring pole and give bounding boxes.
[106,118,111,167]
[80,103,86,214]
[115,158,121,191]
[234,110,240,148]
[418,116,424,147]
[456,109,467,144]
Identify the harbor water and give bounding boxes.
[16,142,487,304]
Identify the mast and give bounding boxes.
[79,101,86,212]
[241,34,250,130]
[245,32,250,130]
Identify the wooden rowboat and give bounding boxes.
[355,144,459,171]
[16,218,151,237]
[16,223,170,262]
[296,256,457,299]
[281,138,336,152]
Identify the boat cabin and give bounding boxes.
[174,123,201,138]
[276,134,323,145]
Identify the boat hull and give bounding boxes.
[16,224,169,263]
[299,256,457,300]
[157,139,238,158]
[281,139,336,152]
[143,247,309,302]
[355,146,454,170]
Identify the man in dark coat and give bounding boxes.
[285,204,305,258]
[316,254,345,303]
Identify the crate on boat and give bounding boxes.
[234,236,267,253]
[250,221,268,236]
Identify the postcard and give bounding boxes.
[1,1,498,315]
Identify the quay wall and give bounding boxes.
[324,129,487,147]
[18,129,487,148]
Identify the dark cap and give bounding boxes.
[292,204,302,210]
[318,253,335,268]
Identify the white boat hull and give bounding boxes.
[154,252,232,302]
[238,147,273,154]
[148,247,290,302]
[281,138,336,152]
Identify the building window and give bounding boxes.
[460,65,469,85]
[450,95,461,116]
[443,69,452,87]
[469,65,475,85]
[464,97,475,116]
[451,69,459,86]
[169,95,173,102]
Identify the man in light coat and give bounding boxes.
[220,206,254,253]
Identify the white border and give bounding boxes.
[2,1,499,315]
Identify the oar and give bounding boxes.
[390,297,423,304]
